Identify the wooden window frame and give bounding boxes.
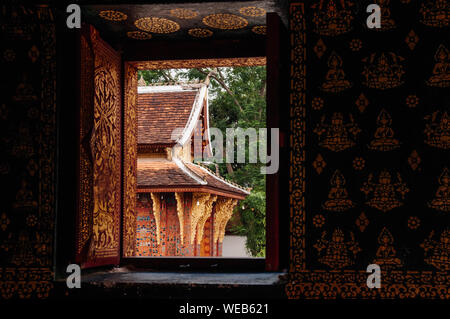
[55,13,288,277]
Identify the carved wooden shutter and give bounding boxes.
[76,25,122,268]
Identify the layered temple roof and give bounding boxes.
[138,87,198,145]
[137,82,250,200]
[137,160,250,199]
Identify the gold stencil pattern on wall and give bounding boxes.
[420,0,450,28]
[372,0,396,31]
[368,109,400,151]
[239,6,266,17]
[312,153,326,174]
[135,17,180,34]
[127,31,152,40]
[251,25,266,35]
[426,44,450,88]
[314,228,361,269]
[421,229,450,271]
[424,111,449,149]
[373,227,403,270]
[311,0,354,36]
[169,8,198,19]
[188,28,213,38]
[314,113,360,152]
[405,30,419,50]
[202,14,248,30]
[99,10,127,21]
[362,52,405,90]
[322,170,354,212]
[313,38,326,58]
[428,167,450,212]
[321,52,352,92]
[361,170,409,212]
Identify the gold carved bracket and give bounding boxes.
[190,193,211,245]
[213,198,238,245]
[150,193,162,245]
[196,195,217,245]
[175,192,185,245]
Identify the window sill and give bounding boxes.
[81,270,286,286]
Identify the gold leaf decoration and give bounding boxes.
[127,31,152,40]
[239,6,266,17]
[188,28,213,38]
[202,14,248,30]
[169,8,198,19]
[135,17,180,34]
[99,10,128,21]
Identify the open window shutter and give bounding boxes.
[76,25,122,268]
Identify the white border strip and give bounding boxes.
[138,85,197,94]
[194,164,250,195]
[173,157,207,185]
[177,84,207,146]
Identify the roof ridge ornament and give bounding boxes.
[138,75,146,86]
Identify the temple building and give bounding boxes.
[135,77,250,257]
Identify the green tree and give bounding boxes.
[138,66,267,257]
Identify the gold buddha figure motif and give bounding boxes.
[368,109,400,151]
[362,52,405,90]
[373,227,402,270]
[13,74,37,102]
[421,229,450,271]
[426,44,450,87]
[361,170,409,212]
[424,111,450,149]
[13,179,37,210]
[321,52,352,92]
[420,0,450,28]
[314,113,361,152]
[373,0,396,31]
[322,170,354,211]
[428,167,450,212]
[311,0,354,36]
[314,228,360,269]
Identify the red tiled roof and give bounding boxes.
[138,161,197,186]
[138,90,198,145]
[137,161,249,199]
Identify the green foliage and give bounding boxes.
[138,66,267,257]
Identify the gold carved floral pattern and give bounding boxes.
[213,198,238,244]
[175,192,185,245]
[123,64,138,257]
[131,57,266,70]
[190,193,211,245]
[90,31,122,259]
